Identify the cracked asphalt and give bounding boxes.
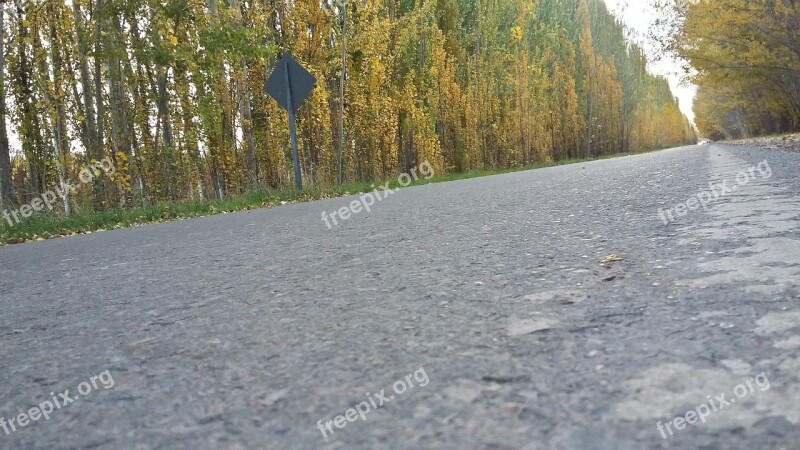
[1,143,799,449]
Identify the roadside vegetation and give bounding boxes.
[654,0,800,140]
[0,149,670,245]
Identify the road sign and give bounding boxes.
[265,54,317,191]
[265,54,317,112]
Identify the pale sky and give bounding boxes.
[602,0,697,125]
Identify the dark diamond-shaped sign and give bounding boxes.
[264,53,317,111]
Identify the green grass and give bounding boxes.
[0,148,672,246]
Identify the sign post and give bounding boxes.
[264,54,317,191]
[283,62,302,192]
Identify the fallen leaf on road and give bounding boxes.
[601,254,624,263]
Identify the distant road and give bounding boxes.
[1,144,799,449]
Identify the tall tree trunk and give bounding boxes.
[72,1,99,158]
[93,0,105,155]
[585,64,594,158]
[106,13,132,207]
[207,0,227,199]
[0,4,14,206]
[126,15,153,205]
[14,0,43,196]
[45,5,71,214]
[93,0,107,208]
[230,0,258,187]
[240,60,258,186]
[338,0,347,184]
[176,70,205,201]
[156,66,176,199]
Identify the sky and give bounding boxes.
[602,0,698,125]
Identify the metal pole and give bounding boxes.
[284,58,302,192]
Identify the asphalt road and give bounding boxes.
[1,144,799,449]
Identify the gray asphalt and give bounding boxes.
[1,144,799,450]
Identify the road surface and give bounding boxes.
[1,144,799,449]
